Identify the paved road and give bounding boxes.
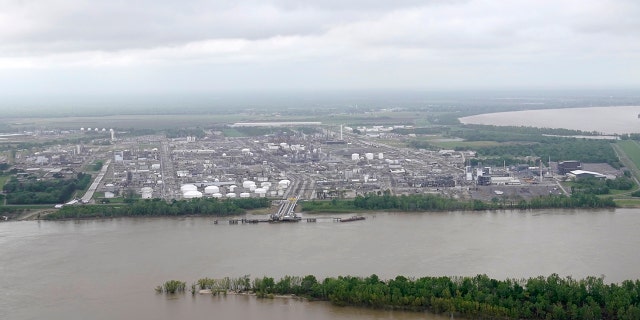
[81,159,111,203]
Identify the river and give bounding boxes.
[458,105,640,134]
[2,209,640,319]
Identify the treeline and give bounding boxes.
[404,124,621,168]
[44,197,270,220]
[400,125,597,139]
[3,173,91,204]
[571,176,635,195]
[165,128,206,138]
[392,127,448,135]
[162,273,640,319]
[456,124,600,140]
[301,193,616,212]
[475,139,620,168]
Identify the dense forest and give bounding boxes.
[571,176,635,195]
[161,273,640,319]
[405,124,621,167]
[474,139,621,168]
[44,197,270,219]
[301,192,616,213]
[2,173,91,204]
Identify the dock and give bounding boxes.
[220,215,366,225]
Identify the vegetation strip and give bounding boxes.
[301,193,616,213]
[158,274,640,319]
[43,197,270,220]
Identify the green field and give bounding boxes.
[613,198,640,207]
[0,175,9,190]
[221,128,248,137]
[617,140,640,169]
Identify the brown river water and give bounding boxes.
[2,209,640,319]
[459,105,640,134]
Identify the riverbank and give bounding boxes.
[15,192,617,221]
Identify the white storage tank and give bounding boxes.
[365,153,374,160]
[278,180,291,188]
[181,184,198,192]
[351,153,359,161]
[226,192,237,198]
[378,152,384,160]
[255,188,267,196]
[183,190,203,199]
[211,193,223,198]
[239,192,251,198]
[229,185,237,192]
[260,182,272,189]
[242,181,256,189]
[204,186,220,194]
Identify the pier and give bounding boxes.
[220,215,366,225]
[269,196,302,222]
[218,193,366,225]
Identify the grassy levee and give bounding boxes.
[0,175,9,190]
[612,141,640,206]
[617,140,640,171]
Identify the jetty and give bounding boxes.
[269,196,302,222]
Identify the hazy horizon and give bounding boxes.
[1,88,640,118]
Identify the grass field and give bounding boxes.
[0,175,10,190]
[613,198,640,208]
[617,140,640,170]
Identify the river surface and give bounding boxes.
[2,209,640,320]
[459,105,640,134]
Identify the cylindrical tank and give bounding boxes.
[351,153,359,161]
[183,190,203,199]
[180,184,198,192]
[242,181,256,189]
[365,153,374,160]
[204,186,220,194]
[278,180,290,188]
[211,193,222,198]
[226,193,237,198]
[260,182,272,189]
[229,185,237,192]
[239,192,251,198]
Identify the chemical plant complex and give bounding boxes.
[3,122,623,208]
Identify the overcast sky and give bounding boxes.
[0,0,638,97]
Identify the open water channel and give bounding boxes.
[2,209,640,319]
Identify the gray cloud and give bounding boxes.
[0,0,638,94]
